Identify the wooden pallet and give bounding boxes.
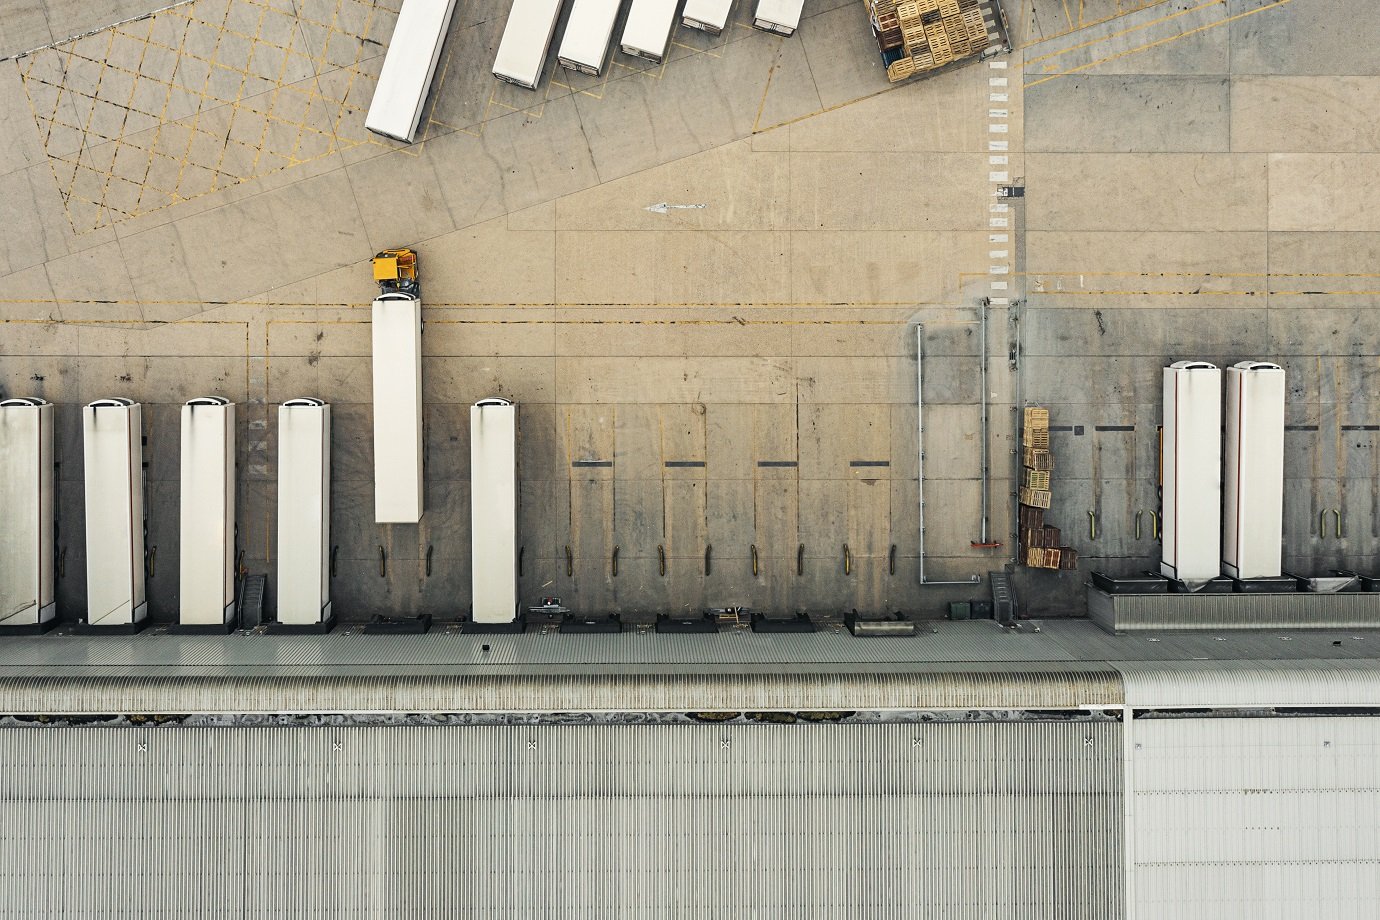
[1023,447,1052,471]
[1019,487,1051,509]
[1023,468,1051,491]
[887,57,917,80]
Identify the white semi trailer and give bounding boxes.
[1160,361,1222,584]
[277,398,332,626]
[753,0,804,34]
[83,398,148,628]
[0,398,55,630]
[178,397,236,628]
[471,398,519,623]
[494,0,564,88]
[372,292,424,523]
[621,0,678,62]
[683,0,735,34]
[558,0,623,76]
[364,0,459,142]
[1223,361,1286,579]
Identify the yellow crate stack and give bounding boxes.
[1018,407,1077,571]
[871,0,992,83]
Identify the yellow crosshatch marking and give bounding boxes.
[18,0,404,234]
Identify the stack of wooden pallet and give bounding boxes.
[868,0,992,83]
[1018,408,1077,571]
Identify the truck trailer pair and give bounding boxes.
[1161,361,1287,585]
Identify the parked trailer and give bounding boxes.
[277,399,332,626]
[621,0,677,62]
[753,0,803,34]
[559,0,622,75]
[494,0,564,88]
[372,293,424,523]
[364,0,459,142]
[178,398,237,627]
[683,0,734,34]
[1223,362,1286,579]
[83,399,147,627]
[1160,361,1221,584]
[471,398,519,623]
[0,398,55,629]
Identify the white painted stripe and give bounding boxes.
[990,76,1008,86]
[991,202,1009,212]
[990,233,1008,243]
[991,281,1008,290]
[989,265,1009,275]
[989,171,1009,182]
[989,140,1008,151]
[990,296,1010,305]
[990,250,1008,259]
[988,109,1008,119]
[990,217,1008,228]
[990,92,1008,102]
[989,60,1007,69]
[989,123,1008,133]
[989,155,1008,165]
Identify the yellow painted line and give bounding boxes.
[1024,0,1221,67]
[752,42,782,133]
[1031,0,1296,87]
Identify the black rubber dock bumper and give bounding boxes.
[655,614,719,634]
[751,612,817,633]
[361,614,432,634]
[458,614,527,634]
[560,613,622,634]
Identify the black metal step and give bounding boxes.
[239,574,266,629]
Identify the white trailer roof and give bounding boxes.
[683,0,735,30]
[558,0,622,71]
[493,0,564,88]
[754,0,804,30]
[621,0,677,59]
[364,0,459,142]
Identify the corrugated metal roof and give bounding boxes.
[1119,661,1380,708]
[0,720,1123,917]
[1130,716,1380,919]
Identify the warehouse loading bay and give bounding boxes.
[11,2,1380,917]
[2,0,1379,630]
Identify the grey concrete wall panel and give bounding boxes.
[0,720,1124,917]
